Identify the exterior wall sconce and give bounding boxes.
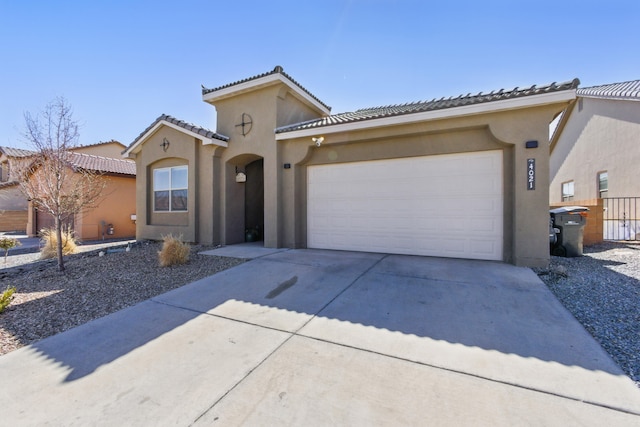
[235,166,246,183]
[312,136,324,147]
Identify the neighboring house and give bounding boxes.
[0,146,35,232]
[124,66,579,267]
[550,79,640,240]
[71,140,128,158]
[22,144,137,240]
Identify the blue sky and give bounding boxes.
[1,0,638,150]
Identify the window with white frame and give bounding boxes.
[598,171,608,198]
[561,180,574,202]
[154,165,188,211]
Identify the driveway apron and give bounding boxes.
[1,248,639,426]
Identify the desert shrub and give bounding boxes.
[40,227,78,259]
[158,234,190,267]
[0,236,21,263]
[0,286,16,314]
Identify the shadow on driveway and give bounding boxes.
[22,249,625,383]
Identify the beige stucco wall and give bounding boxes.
[277,105,560,267]
[550,97,640,202]
[133,126,208,243]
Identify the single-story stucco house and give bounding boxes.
[549,79,640,242]
[123,66,579,267]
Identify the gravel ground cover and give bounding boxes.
[0,241,244,355]
[535,241,640,387]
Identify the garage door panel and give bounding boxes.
[308,151,503,261]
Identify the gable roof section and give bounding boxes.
[276,79,580,139]
[578,80,640,101]
[0,146,36,158]
[71,140,126,151]
[123,114,229,157]
[202,66,331,115]
[67,152,136,176]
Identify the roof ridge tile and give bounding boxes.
[202,66,331,112]
[276,78,579,134]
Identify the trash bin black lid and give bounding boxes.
[550,206,589,214]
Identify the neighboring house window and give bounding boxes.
[154,166,188,211]
[598,172,608,198]
[562,181,574,202]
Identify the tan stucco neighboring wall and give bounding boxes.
[550,97,640,201]
[0,184,28,210]
[24,173,135,240]
[72,141,127,158]
[75,175,136,240]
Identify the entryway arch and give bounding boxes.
[225,154,264,245]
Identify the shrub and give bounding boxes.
[0,236,21,263]
[158,234,190,267]
[40,227,78,259]
[0,286,16,314]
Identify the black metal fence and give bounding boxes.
[603,197,640,241]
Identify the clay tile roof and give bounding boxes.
[577,79,640,101]
[67,152,136,175]
[158,114,229,141]
[0,146,36,158]
[276,78,580,134]
[202,65,331,112]
[71,140,125,150]
[125,114,228,155]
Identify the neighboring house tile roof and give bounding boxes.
[577,80,640,101]
[67,152,136,176]
[202,65,332,112]
[0,180,19,189]
[71,140,125,150]
[0,146,36,158]
[276,78,581,134]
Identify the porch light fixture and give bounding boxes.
[235,167,246,183]
[312,136,324,147]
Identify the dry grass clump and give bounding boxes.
[158,234,190,267]
[40,227,78,259]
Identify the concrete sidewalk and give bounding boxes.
[1,248,639,425]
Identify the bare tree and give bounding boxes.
[15,97,107,271]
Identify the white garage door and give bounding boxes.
[307,150,503,260]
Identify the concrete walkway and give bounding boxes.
[1,247,639,425]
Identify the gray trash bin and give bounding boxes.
[549,206,589,257]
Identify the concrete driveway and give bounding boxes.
[1,247,639,425]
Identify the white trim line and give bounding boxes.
[203,74,330,115]
[276,89,576,140]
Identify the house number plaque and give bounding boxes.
[527,158,535,190]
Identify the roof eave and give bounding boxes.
[203,73,331,116]
[276,89,577,140]
[123,120,228,159]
